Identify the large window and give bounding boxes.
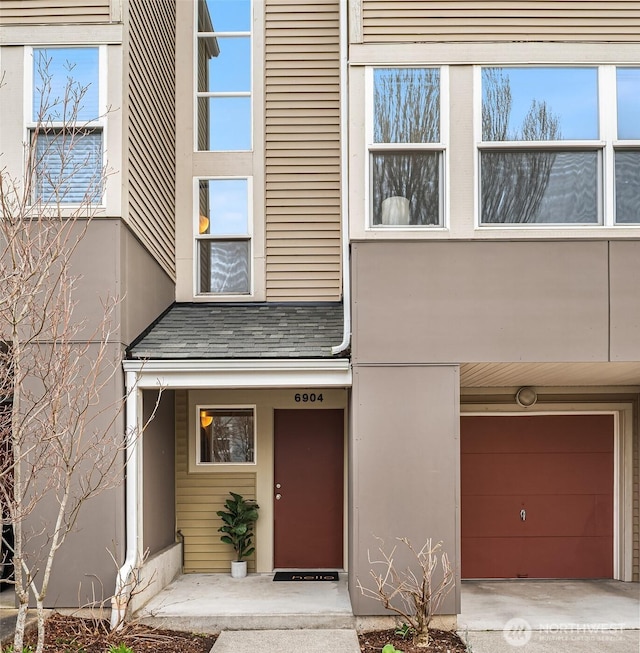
[196,0,252,151]
[197,178,251,294]
[198,407,255,464]
[368,67,445,227]
[29,47,104,205]
[479,66,640,226]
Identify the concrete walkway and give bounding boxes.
[211,629,360,653]
[458,579,640,653]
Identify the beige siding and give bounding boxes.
[361,1,640,42]
[265,0,342,301]
[175,391,257,573]
[126,0,176,279]
[0,0,111,24]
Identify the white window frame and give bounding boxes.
[365,65,449,231]
[25,45,107,207]
[194,176,254,296]
[475,65,640,228]
[194,0,253,152]
[195,404,257,467]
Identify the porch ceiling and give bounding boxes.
[461,361,640,389]
[128,302,345,360]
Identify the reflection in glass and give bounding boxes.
[481,151,599,224]
[200,408,254,463]
[374,68,439,143]
[615,151,640,223]
[199,179,249,235]
[198,96,251,150]
[201,0,251,32]
[617,68,640,140]
[372,152,441,226]
[33,48,99,122]
[482,67,598,141]
[199,240,250,293]
[201,37,251,92]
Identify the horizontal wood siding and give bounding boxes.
[0,0,111,24]
[361,1,640,42]
[126,0,176,279]
[175,391,257,573]
[265,0,342,301]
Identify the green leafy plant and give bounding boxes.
[107,645,134,653]
[382,645,403,653]
[2,647,34,653]
[216,492,260,562]
[394,623,415,639]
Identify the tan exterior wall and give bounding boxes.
[358,1,640,43]
[175,387,348,573]
[0,0,113,25]
[143,390,177,557]
[264,0,342,301]
[124,0,176,280]
[349,364,460,616]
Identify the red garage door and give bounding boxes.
[461,414,614,579]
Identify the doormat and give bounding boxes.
[273,571,339,582]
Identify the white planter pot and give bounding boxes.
[231,560,247,578]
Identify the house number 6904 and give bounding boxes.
[294,393,323,403]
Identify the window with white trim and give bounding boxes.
[198,406,255,464]
[479,66,640,226]
[615,67,640,224]
[196,0,252,151]
[29,47,104,205]
[197,178,252,294]
[368,67,445,227]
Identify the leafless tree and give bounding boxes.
[481,68,561,223]
[0,54,155,653]
[357,537,454,648]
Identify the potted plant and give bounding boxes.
[216,492,260,578]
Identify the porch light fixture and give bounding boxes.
[515,386,537,407]
[199,214,209,234]
[200,413,213,428]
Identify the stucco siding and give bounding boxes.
[360,1,640,42]
[264,0,342,301]
[126,0,176,279]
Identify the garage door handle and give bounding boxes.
[520,509,526,521]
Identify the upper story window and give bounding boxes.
[197,177,252,294]
[196,0,252,151]
[615,68,640,224]
[29,47,104,205]
[479,66,640,226]
[368,67,446,228]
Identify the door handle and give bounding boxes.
[520,509,526,521]
[275,493,282,500]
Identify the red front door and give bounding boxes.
[273,409,344,569]
[461,414,614,579]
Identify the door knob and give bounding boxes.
[275,493,282,500]
[520,509,526,521]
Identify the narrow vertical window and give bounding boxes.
[369,68,444,227]
[615,68,640,224]
[29,47,104,205]
[197,178,251,294]
[196,0,252,151]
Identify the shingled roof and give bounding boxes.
[128,303,346,359]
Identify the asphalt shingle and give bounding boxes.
[128,303,345,360]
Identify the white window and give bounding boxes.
[196,0,252,151]
[367,67,446,228]
[28,47,104,205]
[615,68,640,224]
[196,178,252,294]
[478,66,640,226]
[198,406,255,464]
